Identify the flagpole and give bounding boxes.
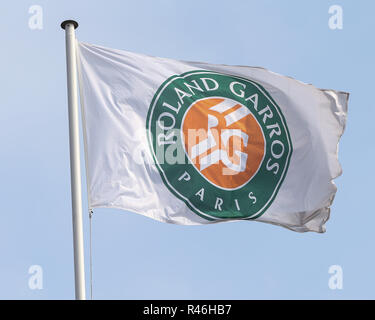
[61,19,86,300]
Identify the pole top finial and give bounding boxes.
[61,20,79,30]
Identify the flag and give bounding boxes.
[76,41,348,233]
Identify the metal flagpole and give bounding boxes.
[61,20,86,300]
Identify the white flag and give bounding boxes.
[77,41,348,233]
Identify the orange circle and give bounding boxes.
[182,98,265,189]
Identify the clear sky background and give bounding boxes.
[0,0,373,299]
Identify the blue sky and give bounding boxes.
[0,0,373,299]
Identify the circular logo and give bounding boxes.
[147,70,292,221]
